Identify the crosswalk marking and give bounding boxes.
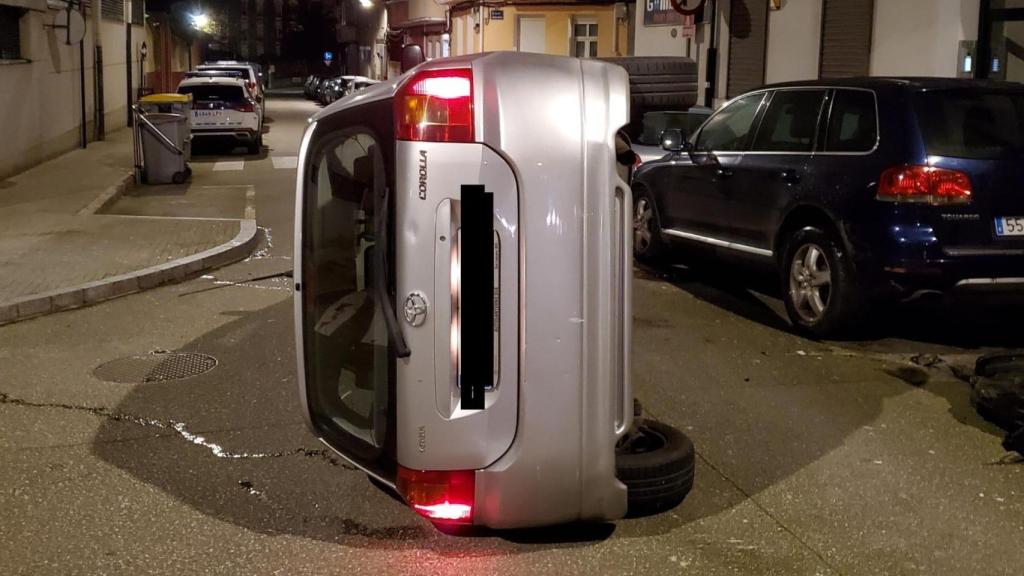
[272,156,298,170]
[213,160,245,172]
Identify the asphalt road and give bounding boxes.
[1,93,1022,576]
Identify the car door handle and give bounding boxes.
[780,169,801,184]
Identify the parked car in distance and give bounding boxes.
[197,61,264,115]
[303,75,322,99]
[632,78,1024,338]
[177,76,263,154]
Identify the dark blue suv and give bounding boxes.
[632,78,1024,338]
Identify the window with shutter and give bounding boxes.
[819,0,875,78]
[727,0,769,98]
[0,6,21,61]
[130,0,144,25]
[101,0,124,21]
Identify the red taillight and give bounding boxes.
[397,466,475,524]
[878,165,973,205]
[233,102,255,113]
[395,68,474,142]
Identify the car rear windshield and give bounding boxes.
[914,90,1024,159]
[178,85,245,102]
[201,67,252,81]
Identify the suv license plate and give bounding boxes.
[995,217,1024,236]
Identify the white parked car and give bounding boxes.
[197,61,264,117]
[176,76,262,154]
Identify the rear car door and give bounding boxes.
[912,89,1024,253]
[297,106,399,480]
[726,89,828,251]
[656,92,766,237]
[182,83,251,130]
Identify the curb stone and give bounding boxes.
[77,172,136,216]
[0,219,259,327]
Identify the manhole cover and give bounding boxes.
[93,352,217,383]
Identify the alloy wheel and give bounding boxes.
[789,243,833,323]
[634,197,654,254]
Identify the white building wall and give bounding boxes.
[0,6,143,180]
[765,0,822,84]
[870,0,980,77]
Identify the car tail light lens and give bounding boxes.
[397,466,475,523]
[878,165,973,205]
[395,68,474,142]
[232,102,255,113]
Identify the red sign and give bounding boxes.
[670,0,706,16]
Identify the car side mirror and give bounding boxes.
[401,45,426,73]
[660,129,690,153]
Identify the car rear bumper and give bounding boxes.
[191,128,257,142]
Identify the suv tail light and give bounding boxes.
[397,466,475,523]
[233,101,255,113]
[878,165,973,205]
[395,68,474,142]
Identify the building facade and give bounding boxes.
[652,0,1003,107]
[441,0,630,60]
[0,0,149,179]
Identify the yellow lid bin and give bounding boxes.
[140,93,192,104]
[138,93,192,117]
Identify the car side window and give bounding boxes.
[694,93,765,152]
[751,90,827,153]
[824,90,878,152]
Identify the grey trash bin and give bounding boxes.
[140,113,191,185]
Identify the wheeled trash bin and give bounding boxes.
[135,94,192,184]
[294,53,694,530]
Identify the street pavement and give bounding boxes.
[1,93,1023,576]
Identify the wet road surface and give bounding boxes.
[1,93,1022,576]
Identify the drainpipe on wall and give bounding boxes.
[704,0,718,108]
[126,20,132,127]
[92,0,104,140]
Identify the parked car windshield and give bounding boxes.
[915,89,1024,159]
[178,85,245,102]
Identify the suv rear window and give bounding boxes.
[179,85,245,102]
[915,90,1024,159]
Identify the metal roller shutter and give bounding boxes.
[0,7,21,61]
[819,0,875,78]
[102,0,125,22]
[727,0,768,99]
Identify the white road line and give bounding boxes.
[244,186,256,220]
[213,160,245,172]
[272,156,298,169]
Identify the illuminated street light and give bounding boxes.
[190,13,210,31]
[359,0,373,8]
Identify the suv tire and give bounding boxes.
[633,188,668,265]
[616,419,695,516]
[781,226,865,339]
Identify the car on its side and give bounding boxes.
[177,76,263,154]
[632,78,1024,338]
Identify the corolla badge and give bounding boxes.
[403,291,429,327]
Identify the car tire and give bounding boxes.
[248,140,260,155]
[781,226,865,339]
[633,187,668,265]
[602,57,699,123]
[616,419,695,517]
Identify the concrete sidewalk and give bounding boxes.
[0,129,257,325]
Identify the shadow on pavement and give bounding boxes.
[91,297,619,553]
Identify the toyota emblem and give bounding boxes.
[403,291,429,327]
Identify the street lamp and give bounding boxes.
[190,13,210,31]
[359,0,373,8]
